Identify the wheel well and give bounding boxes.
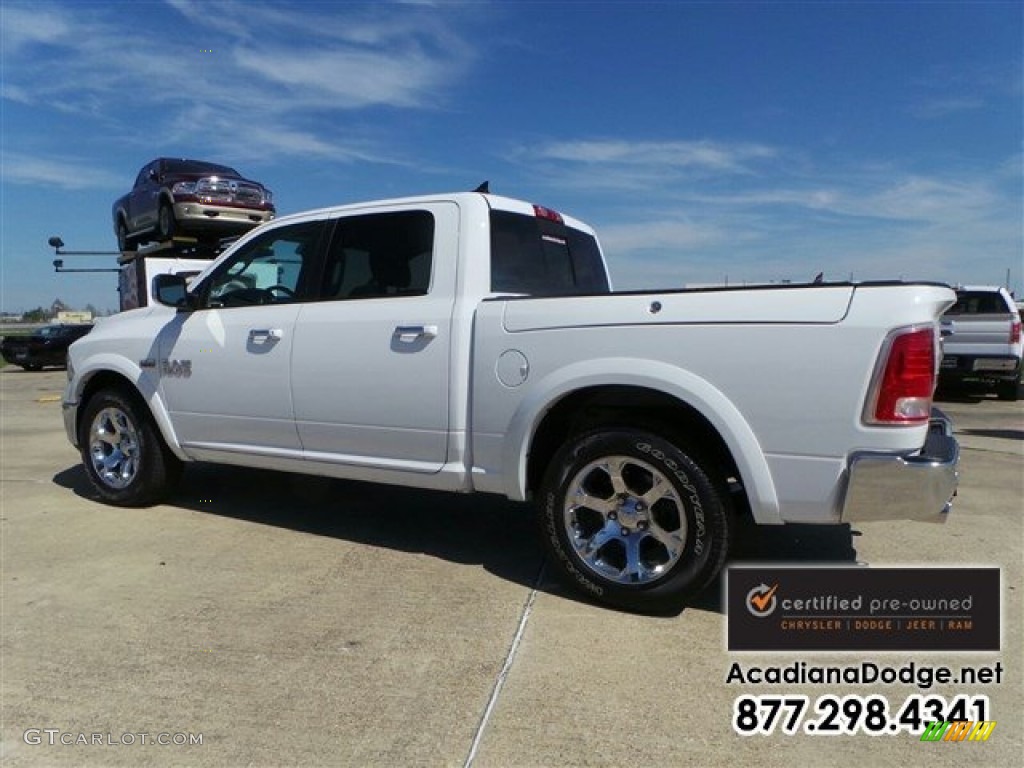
[526,385,745,503]
[78,371,146,437]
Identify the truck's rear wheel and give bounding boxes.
[116,218,133,252]
[79,389,181,506]
[995,379,1020,401]
[539,429,730,613]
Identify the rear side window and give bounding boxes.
[946,291,1012,315]
[321,210,434,300]
[490,210,609,295]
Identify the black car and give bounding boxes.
[1,324,93,371]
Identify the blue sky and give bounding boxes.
[1,0,1021,313]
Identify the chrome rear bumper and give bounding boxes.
[842,409,960,524]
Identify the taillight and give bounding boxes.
[1010,318,1022,345]
[866,326,936,425]
[533,204,564,224]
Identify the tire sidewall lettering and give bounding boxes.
[636,441,707,555]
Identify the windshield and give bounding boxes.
[164,159,240,177]
[946,291,1012,316]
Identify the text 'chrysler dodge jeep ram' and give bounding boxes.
[65,190,960,612]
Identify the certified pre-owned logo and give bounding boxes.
[746,582,779,617]
[728,567,1000,652]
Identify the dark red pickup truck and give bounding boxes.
[112,158,275,251]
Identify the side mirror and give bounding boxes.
[153,273,195,310]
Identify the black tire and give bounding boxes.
[116,217,133,252]
[21,364,43,372]
[78,388,182,506]
[995,380,1020,401]
[539,429,730,613]
[156,201,175,241]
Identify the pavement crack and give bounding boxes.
[463,558,546,768]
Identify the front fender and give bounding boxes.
[501,357,782,524]
[71,354,188,462]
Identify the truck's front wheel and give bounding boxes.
[79,389,181,506]
[539,429,730,613]
[156,202,175,241]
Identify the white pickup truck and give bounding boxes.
[64,191,960,612]
[939,285,1023,401]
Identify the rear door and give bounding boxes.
[128,160,160,232]
[290,202,459,472]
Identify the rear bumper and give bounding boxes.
[940,353,1022,383]
[842,409,959,525]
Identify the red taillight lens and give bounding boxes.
[868,327,936,425]
[533,204,564,224]
[1010,319,1021,345]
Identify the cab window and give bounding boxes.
[489,210,608,295]
[202,221,324,308]
[320,210,434,300]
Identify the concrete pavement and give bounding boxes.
[1,368,1020,767]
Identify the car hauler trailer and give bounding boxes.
[117,238,226,311]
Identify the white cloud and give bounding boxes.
[162,0,256,40]
[536,139,776,172]
[2,1,474,161]
[232,46,451,110]
[909,97,986,119]
[0,5,72,50]
[526,137,1020,289]
[598,219,725,255]
[1,153,124,190]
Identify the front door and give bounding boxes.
[158,218,327,455]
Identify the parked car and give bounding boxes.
[1,324,93,370]
[65,190,959,613]
[112,158,275,251]
[939,286,1022,401]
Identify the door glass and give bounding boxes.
[203,221,323,308]
[320,211,434,300]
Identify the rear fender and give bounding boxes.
[505,358,782,524]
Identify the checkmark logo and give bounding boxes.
[746,582,779,617]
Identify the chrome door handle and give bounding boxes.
[249,328,283,344]
[394,325,438,343]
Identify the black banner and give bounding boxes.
[726,567,1000,651]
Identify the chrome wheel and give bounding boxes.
[563,455,687,585]
[88,406,140,490]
